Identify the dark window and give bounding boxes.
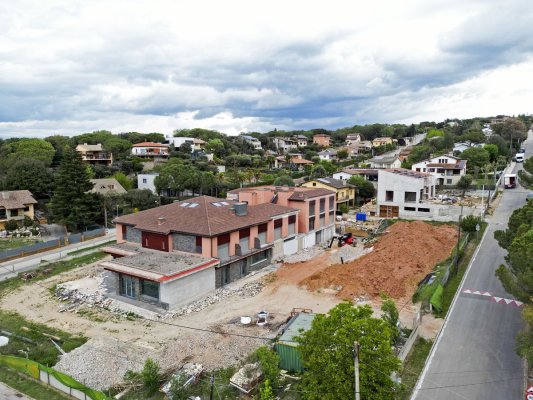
[404,192,416,203]
[329,196,334,211]
[218,233,230,245]
[240,261,247,276]
[329,210,334,220]
[447,179,453,184]
[309,200,316,216]
[312,182,316,186]
[141,280,159,299]
[239,228,250,239]
[274,219,283,229]
[24,206,30,212]
[252,251,268,264]
[0,209,6,219]
[142,178,147,183]
[309,216,315,230]
[196,236,202,253]
[404,207,416,211]
[258,223,268,233]
[418,208,430,212]
[288,215,296,224]
[122,225,127,240]
[386,191,394,201]
[320,198,325,213]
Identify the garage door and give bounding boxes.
[283,237,298,256]
[379,205,399,218]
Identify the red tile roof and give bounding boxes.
[115,195,298,236]
[132,142,169,147]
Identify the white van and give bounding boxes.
[516,153,524,162]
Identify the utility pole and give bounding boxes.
[209,374,214,400]
[455,205,463,273]
[354,341,360,400]
[104,206,108,229]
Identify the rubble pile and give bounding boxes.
[166,281,264,318]
[283,246,324,263]
[329,243,373,264]
[55,285,110,312]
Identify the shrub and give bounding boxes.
[142,358,161,395]
[339,204,349,214]
[4,220,19,231]
[23,216,34,227]
[460,215,482,233]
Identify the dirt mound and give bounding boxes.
[302,221,458,299]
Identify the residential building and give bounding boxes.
[75,143,113,166]
[273,137,298,153]
[452,141,482,153]
[171,137,206,152]
[131,142,169,158]
[377,169,436,218]
[0,190,37,230]
[411,155,467,185]
[113,195,301,295]
[369,155,402,169]
[302,177,356,209]
[227,186,336,249]
[318,149,337,161]
[345,141,372,155]
[372,137,393,147]
[240,135,263,150]
[482,124,493,136]
[399,147,413,161]
[345,134,361,146]
[274,154,313,171]
[333,168,378,182]
[313,134,331,147]
[294,135,308,147]
[89,179,127,196]
[137,173,159,194]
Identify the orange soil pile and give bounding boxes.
[302,221,458,299]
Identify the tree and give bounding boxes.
[112,171,133,190]
[460,215,482,233]
[348,176,376,200]
[142,358,161,396]
[259,379,275,400]
[486,135,509,157]
[426,129,444,138]
[45,135,71,166]
[500,118,527,147]
[123,189,159,211]
[337,149,349,160]
[5,159,54,198]
[273,175,295,187]
[311,165,327,179]
[49,148,101,231]
[380,294,400,344]
[256,346,281,388]
[2,138,55,168]
[297,303,400,400]
[461,147,490,173]
[483,144,499,162]
[456,174,473,196]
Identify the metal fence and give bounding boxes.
[0,227,106,262]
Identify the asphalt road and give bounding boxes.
[412,132,532,400]
[0,229,116,281]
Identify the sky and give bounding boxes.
[1,0,533,138]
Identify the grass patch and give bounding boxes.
[67,240,116,256]
[0,251,107,298]
[0,310,87,366]
[0,238,40,251]
[397,337,433,400]
[0,366,71,400]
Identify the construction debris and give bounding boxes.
[230,362,262,394]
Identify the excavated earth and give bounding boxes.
[301,220,458,299]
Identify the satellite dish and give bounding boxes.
[0,336,9,347]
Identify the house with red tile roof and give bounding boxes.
[131,142,169,158]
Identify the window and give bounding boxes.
[404,206,416,211]
[329,210,334,220]
[142,178,147,183]
[240,261,247,276]
[385,191,394,201]
[218,234,230,245]
[418,207,430,212]
[309,216,315,230]
[309,200,316,216]
[404,192,416,203]
[447,179,452,184]
[428,168,435,172]
[252,250,268,264]
[141,280,159,299]
[109,185,114,189]
[274,219,282,240]
[24,206,30,212]
[320,198,325,213]
[196,236,202,253]
[416,168,420,172]
[288,215,296,235]
[329,196,334,211]
[239,228,250,239]
[120,275,136,298]
[312,182,316,186]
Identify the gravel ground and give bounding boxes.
[283,246,324,263]
[329,242,373,264]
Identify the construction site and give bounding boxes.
[0,220,457,392]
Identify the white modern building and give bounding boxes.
[273,137,298,153]
[138,173,159,194]
[368,155,402,169]
[240,135,263,150]
[411,155,467,186]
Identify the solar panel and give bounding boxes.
[212,202,221,207]
[188,203,199,208]
[180,202,190,207]
[220,201,229,205]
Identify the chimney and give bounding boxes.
[157,217,166,225]
[233,202,248,216]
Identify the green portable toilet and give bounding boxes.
[275,312,316,373]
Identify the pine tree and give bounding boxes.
[49,148,101,231]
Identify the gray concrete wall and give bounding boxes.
[125,226,142,244]
[160,267,215,309]
[173,233,196,253]
[215,250,271,288]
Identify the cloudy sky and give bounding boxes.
[1,0,533,137]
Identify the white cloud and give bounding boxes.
[1,0,533,136]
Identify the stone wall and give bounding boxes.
[173,233,196,253]
[125,226,142,244]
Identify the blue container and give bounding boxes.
[355,212,367,221]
